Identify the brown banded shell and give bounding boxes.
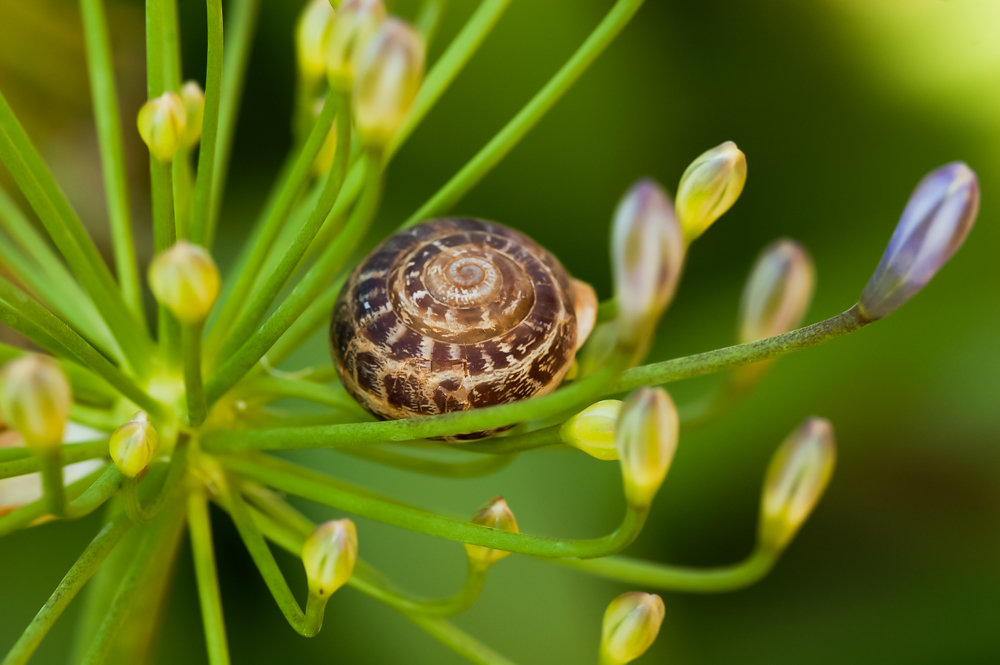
[330,218,597,440]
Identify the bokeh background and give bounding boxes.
[1,0,998,663]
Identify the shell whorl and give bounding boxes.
[330,218,594,440]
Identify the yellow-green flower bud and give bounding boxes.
[0,355,71,451]
[611,179,685,353]
[109,412,159,478]
[325,0,386,92]
[464,496,519,568]
[180,80,205,147]
[560,400,622,461]
[137,92,187,162]
[353,18,425,148]
[600,592,665,665]
[758,417,836,552]
[616,388,678,510]
[297,0,336,82]
[738,239,814,344]
[302,518,358,597]
[148,241,221,324]
[675,140,747,243]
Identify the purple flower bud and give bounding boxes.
[859,162,979,320]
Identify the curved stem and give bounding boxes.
[120,444,189,525]
[219,453,646,559]
[189,0,224,246]
[399,0,646,228]
[555,549,776,593]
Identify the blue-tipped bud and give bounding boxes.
[758,417,836,552]
[611,179,685,353]
[858,162,979,321]
[675,140,747,243]
[600,591,665,665]
[616,387,679,510]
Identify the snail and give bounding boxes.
[330,217,597,440]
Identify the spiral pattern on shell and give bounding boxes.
[330,218,596,440]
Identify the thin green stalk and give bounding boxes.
[71,403,120,431]
[401,612,517,665]
[400,0,646,228]
[414,0,447,44]
[261,274,347,369]
[555,549,775,593]
[243,374,366,415]
[219,453,646,559]
[79,0,142,317]
[190,0,224,245]
[337,445,516,478]
[39,448,68,518]
[187,490,231,665]
[0,467,106,538]
[0,279,166,419]
[183,323,207,427]
[223,479,326,637]
[614,307,868,393]
[121,439,190,524]
[356,559,487,618]
[205,152,383,405]
[207,0,261,245]
[454,427,563,455]
[173,148,195,238]
[0,440,108,478]
[213,94,352,361]
[151,159,180,364]
[1,518,133,665]
[0,92,154,374]
[205,96,339,357]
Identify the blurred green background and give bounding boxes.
[1,0,998,663]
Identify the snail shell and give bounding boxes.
[330,217,597,440]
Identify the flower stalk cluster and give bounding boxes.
[0,1,981,664]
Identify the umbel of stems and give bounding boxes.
[0,1,981,664]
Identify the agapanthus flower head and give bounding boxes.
[675,140,747,243]
[353,17,425,148]
[302,518,358,597]
[464,496,519,568]
[179,80,205,147]
[109,412,159,478]
[137,91,187,162]
[560,399,622,461]
[616,387,679,510]
[325,0,387,92]
[296,0,336,82]
[758,417,836,552]
[600,591,666,665]
[611,179,685,353]
[738,238,815,344]
[858,162,979,321]
[148,241,221,324]
[0,355,71,451]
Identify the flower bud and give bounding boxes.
[137,92,187,162]
[758,417,835,552]
[302,518,358,596]
[325,0,387,92]
[600,592,665,665]
[738,239,814,343]
[675,141,747,242]
[148,241,221,324]
[611,179,685,352]
[109,412,159,478]
[464,496,519,568]
[297,0,336,82]
[616,388,679,510]
[560,400,622,461]
[0,356,71,450]
[179,81,205,147]
[858,162,979,321]
[353,18,425,148]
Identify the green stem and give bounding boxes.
[402,612,517,665]
[357,558,487,618]
[337,445,516,478]
[78,0,141,317]
[0,279,167,419]
[0,467,104,538]
[261,274,348,369]
[173,148,194,239]
[151,159,180,365]
[0,92,154,375]
[222,479,326,637]
[205,152,383,406]
[205,96,339,357]
[399,0,646,228]
[121,440,191,524]
[39,448,68,518]
[555,549,776,593]
[242,374,366,415]
[207,0,261,245]
[183,323,207,427]
[414,0,447,44]
[614,307,868,393]
[220,453,646,559]
[213,94,352,362]
[190,0,224,246]
[454,427,563,455]
[187,490,231,665]
[0,440,108,479]
[1,518,133,665]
